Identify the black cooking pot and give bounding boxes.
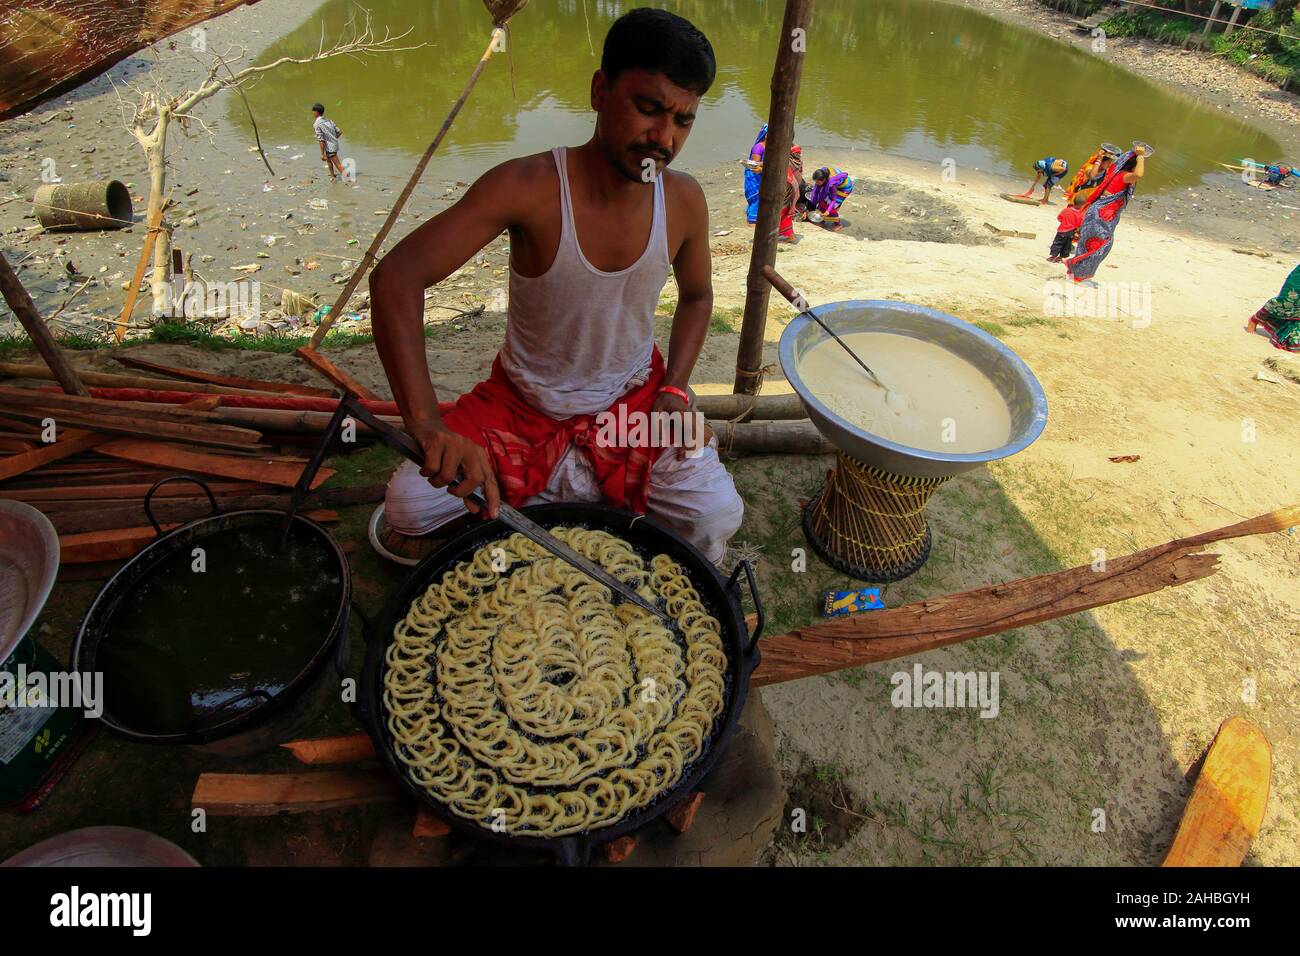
[359,502,763,865]
[71,476,354,756]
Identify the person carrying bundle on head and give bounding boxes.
[1022,155,1069,205]
[1065,143,1118,204]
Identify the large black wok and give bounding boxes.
[358,502,763,865]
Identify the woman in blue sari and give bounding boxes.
[1066,146,1148,283]
[744,124,768,223]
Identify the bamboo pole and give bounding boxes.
[115,197,168,342]
[733,0,814,395]
[0,251,88,396]
[301,6,527,394]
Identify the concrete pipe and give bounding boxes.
[33,180,133,231]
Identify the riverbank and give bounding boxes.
[956,0,1300,146]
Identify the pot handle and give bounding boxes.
[186,688,273,741]
[726,559,764,655]
[144,475,217,536]
[336,599,368,676]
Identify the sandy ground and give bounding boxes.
[2,0,1298,866]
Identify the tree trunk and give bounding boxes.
[143,115,172,317]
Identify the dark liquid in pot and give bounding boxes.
[97,523,342,736]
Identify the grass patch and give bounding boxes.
[0,319,442,362]
[1264,356,1300,384]
[974,319,1007,338]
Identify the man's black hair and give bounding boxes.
[311,103,325,115]
[601,8,716,96]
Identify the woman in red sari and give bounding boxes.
[1066,145,1149,283]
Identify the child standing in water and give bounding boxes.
[1047,192,1087,262]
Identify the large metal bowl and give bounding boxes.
[0,500,59,661]
[778,300,1048,479]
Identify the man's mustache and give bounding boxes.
[632,145,671,162]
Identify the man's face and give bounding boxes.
[590,68,700,183]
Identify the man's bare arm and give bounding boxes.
[368,161,528,515]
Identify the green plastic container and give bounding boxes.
[0,636,86,806]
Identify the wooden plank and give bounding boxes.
[1,480,275,502]
[114,355,336,397]
[58,509,337,562]
[41,483,386,534]
[294,346,380,401]
[95,438,335,490]
[0,428,105,481]
[281,732,376,765]
[1162,717,1272,867]
[0,362,277,396]
[752,505,1299,687]
[191,770,403,816]
[0,386,234,423]
[0,405,262,451]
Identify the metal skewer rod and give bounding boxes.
[760,265,888,390]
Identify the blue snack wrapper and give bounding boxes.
[823,587,885,617]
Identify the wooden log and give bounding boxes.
[1162,717,1271,867]
[603,835,637,863]
[281,732,376,765]
[197,405,404,436]
[41,483,386,534]
[113,355,336,397]
[0,386,238,424]
[68,386,405,417]
[412,806,453,839]
[733,0,815,395]
[293,346,380,401]
[710,419,834,456]
[0,362,277,396]
[752,505,1299,687]
[665,791,705,834]
[694,392,805,422]
[0,405,262,451]
[95,438,335,490]
[191,770,403,816]
[0,250,88,396]
[0,438,36,453]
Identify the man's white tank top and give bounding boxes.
[498,146,670,420]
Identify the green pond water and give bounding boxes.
[234,0,1282,194]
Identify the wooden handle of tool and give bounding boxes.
[761,265,802,308]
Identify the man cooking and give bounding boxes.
[367,8,743,567]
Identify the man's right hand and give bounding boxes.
[408,420,501,518]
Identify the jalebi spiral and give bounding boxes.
[381,526,728,837]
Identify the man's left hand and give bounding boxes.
[651,390,713,461]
